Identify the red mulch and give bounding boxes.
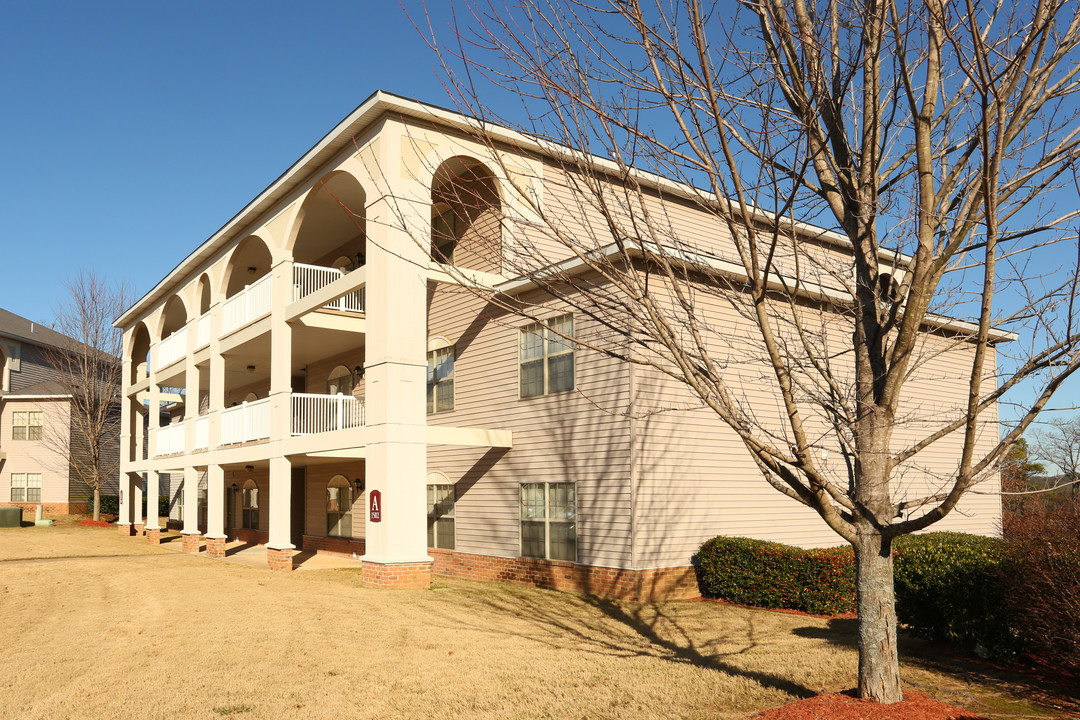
[77,519,112,527]
[755,691,988,720]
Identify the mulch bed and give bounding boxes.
[755,691,987,720]
[77,519,112,527]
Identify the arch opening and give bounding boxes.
[196,274,212,315]
[292,172,367,269]
[431,156,502,273]
[224,236,273,299]
[129,323,152,385]
[159,296,187,340]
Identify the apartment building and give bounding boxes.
[114,91,1001,597]
[0,308,117,514]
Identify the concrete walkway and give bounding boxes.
[156,532,362,571]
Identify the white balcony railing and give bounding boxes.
[292,263,365,313]
[219,398,271,445]
[195,311,211,349]
[291,393,364,435]
[222,274,272,335]
[194,416,209,451]
[156,327,187,370]
[154,423,185,456]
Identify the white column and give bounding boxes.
[209,302,225,448]
[267,456,292,550]
[182,466,200,535]
[184,318,199,454]
[146,470,161,530]
[362,129,430,566]
[206,464,225,539]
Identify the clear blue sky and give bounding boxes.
[0,0,463,323]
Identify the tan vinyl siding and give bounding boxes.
[426,283,633,567]
[303,462,365,540]
[0,398,71,505]
[631,283,1002,567]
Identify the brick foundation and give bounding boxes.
[182,533,202,554]
[267,547,293,572]
[0,502,89,515]
[117,523,134,537]
[362,560,432,590]
[428,549,700,601]
[133,523,145,536]
[145,527,162,545]
[302,535,366,558]
[205,537,226,559]
[233,528,270,545]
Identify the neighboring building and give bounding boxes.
[0,308,118,514]
[113,91,1001,596]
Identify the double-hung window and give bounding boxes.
[519,315,574,398]
[12,411,42,441]
[10,473,41,503]
[520,482,576,561]
[427,483,456,549]
[241,479,258,530]
[427,347,455,413]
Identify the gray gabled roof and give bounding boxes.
[0,307,78,351]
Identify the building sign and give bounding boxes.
[369,489,382,522]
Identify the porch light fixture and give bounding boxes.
[246,365,256,373]
[245,465,254,472]
[247,266,256,275]
[354,365,363,378]
[231,483,238,491]
[354,478,364,494]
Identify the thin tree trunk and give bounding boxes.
[855,530,902,703]
[93,487,101,521]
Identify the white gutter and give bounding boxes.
[0,394,73,400]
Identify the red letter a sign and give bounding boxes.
[369,489,382,522]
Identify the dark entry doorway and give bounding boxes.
[291,467,306,548]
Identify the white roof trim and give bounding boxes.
[116,90,911,328]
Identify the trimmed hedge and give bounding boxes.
[892,532,1013,651]
[696,536,856,615]
[98,494,119,516]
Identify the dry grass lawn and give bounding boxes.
[0,525,1074,720]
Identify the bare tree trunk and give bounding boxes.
[92,487,101,521]
[855,529,902,703]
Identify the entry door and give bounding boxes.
[290,467,306,548]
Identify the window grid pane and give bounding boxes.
[548,521,576,562]
[519,315,574,398]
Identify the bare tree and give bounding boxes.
[1032,416,1080,490]
[42,271,130,521]
[413,0,1080,703]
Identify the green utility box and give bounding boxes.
[0,507,23,528]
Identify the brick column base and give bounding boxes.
[117,523,134,537]
[267,547,293,572]
[361,561,432,589]
[133,523,145,536]
[205,537,226,559]
[145,527,162,545]
[181,533,202,554]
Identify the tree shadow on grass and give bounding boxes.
[440,584,817,699]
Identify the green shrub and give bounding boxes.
[98,494,119,516]
[893,532,1012,651]
[696,536,856,615]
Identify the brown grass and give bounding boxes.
[0,526,1073,719]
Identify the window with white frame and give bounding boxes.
[520,482,576,561]
[519,314,574,398]
[426,346,455,413]
[427,482,455,549]
[326,475,353,538]
[241,479,258,530]
[10,473,41,503]
[12,411,42,441]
